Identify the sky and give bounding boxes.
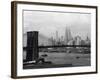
[23,10,91,40]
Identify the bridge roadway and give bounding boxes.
[23,45,90,50]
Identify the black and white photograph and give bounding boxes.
[11,1,97,78]
[23,10,91,69]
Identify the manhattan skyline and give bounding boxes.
[23,10,91,40]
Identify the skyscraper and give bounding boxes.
[56,30,59,42]
[65,26,72,45]
[74,36,81,45]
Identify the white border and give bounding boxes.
[17,3,96,76]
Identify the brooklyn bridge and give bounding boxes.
[23,31,91,69]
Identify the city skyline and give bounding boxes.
[23,10,91,40]
[48,27,90,46]
[49,27,90,41]
[23,27,91,47]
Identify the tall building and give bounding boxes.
[85,36,91,45]
[65,27,72,45]
[56,30,59,42]
[74,36,82,45]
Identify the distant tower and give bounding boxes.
[85,36,91,45]
[56,31,58,41]
[74,36,81,45]
[65,27,72,45]
[55,31,59,45]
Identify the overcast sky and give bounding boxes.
[23,10,91,39]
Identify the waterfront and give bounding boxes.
[23,50,91,69]
[39,52,90,66]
